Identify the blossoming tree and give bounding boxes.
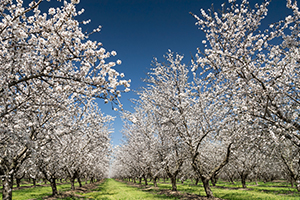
[0,0,128,199]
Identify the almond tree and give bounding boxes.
[32,102,111,196]
[0,0,128,199]
[277,138,300,191]
[59,102,112,191]
[116,51,236,196]
[143,52,237,196]
[190,0,300,148]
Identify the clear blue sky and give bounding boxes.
[39,0,289,146]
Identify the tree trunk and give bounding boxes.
[16,178,21,188]
[2,172,14,200]
[70,177,75,190]
[139,177,142,184]
[78,177,82,187]
[133,177,136,183]
[170,176,177,191]
[291,179,294,187]
[153,177,158,187]
[144,175,148,185]
[32,178,36,187]
[211,175,218,186]
[202,177,214,198]
[49,178,58,196]
[241,174,248,188]
[195,177,199,185]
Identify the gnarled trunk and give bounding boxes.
[202,177,213,198]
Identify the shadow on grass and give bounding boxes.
[92,185,117,196]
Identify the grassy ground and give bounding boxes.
[0,181,87,200]
[1,178,299,199]
[127,179,300,200]
[81,179,178,200]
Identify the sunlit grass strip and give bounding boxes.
[81,179,178,199]
[0,181,88,200]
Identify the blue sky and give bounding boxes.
[39,0,289,146]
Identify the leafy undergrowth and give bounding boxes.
[121,179,300,200]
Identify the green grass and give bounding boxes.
[129,179,300,200]
[0,181,88,200]
[1,178,299,200]
[80,179,179,200]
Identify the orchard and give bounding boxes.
[0,0,299,200]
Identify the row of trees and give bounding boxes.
[0,0,128,199]
[5,101,112,195]
[111,0,300,198]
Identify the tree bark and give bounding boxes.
[241,173,248,188]
[49,178,58,196]
[70,177,75,190]
[195,177,199,185]
[143,175,148,185]
[202,177,214,198]
[210,174,218,186]
[2,172,14,200]
[170,176,177,191]
[32,178,36,187]
[16,178,21,188]
[78,177,82,187]
[153,177,158,187]
[291,179,294,187]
